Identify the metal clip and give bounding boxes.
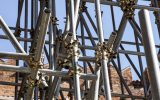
[68,65,82,76]
[104,32,117,58]
[80,2,87,12]
[119,0,136,19]
[51,16,59,25]
[95,43,103,62]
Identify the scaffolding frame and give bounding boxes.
[0,0,160,100]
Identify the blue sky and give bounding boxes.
[0,0,159,80]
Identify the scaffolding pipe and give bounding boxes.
[70,0,81,99]
[74,0,80,29]
[139,9,160,100]
[0,16,26,53]
[113,16,127,52]
[0,52,28,60]
[94,0,111,99]
[0,64,29,73]
[32,8,51,61]
[0,64,97,80]
[128,19,143,43]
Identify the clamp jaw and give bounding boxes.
[57,31,81,76]
[95,32,117,67]
[119,0,136,19]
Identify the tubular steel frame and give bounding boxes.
[0,0,160,100]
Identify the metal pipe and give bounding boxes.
[14,0,24,36]
[118,50,145,56]
[0,81,21,86]
[120,45,142,80]
[48,0,55,88]
[151,0,160,37]
[134,31,147,96]
[117,54,124,95]
[0,64,97,80]
[113,16,127,52]
[111,93,144,99]
[15,60,19,100]
[52,0,57,72]
[111,60,133,96]
[24,0,28,52]
[94,0,111,99]
[0,64,30,73]
[80,13,96,46]
[40,90,46,100]
[34,86,39,100]
[44,45,49,61]
[85,10,97,34]
[108,62,113,92]
[79,45,145,56]
[139,9,160,100]
[39,69,97,80]
[48,67,63,100]
[88,64,101,100]
[0,35,52,44]
[74,0,80,29]
[95,0,104,43]
[80,21,89,89]
[128,19,143,43]
[64,0,70,32]
[57,54,96,62]
[0,16,26,53]
[0,52,28,60]
[0,35,32,42]
[79,56,96,62]
[70,0,81,99]
[77,35,160,48]
[0,33,159,49]
[24,7,51,100]
[23,0,28,68]
[110,0,116,31]
[86,62,94,74]
[54,78,61,99]
[31,0,38,29]
[30,8,51,61]
[9,26,32,32]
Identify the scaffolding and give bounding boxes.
[0,0,160,100]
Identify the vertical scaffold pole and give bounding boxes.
[94,0,112,100]
[70,0,81,100]
[139,9,160,100]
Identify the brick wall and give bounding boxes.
[0,59,16,97]
[110,65,144,100]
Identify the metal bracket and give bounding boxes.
[104,32,117,58]
[80,2,87,12]
[14,26,21,37]
[66,40,80,57]
[119,0,136,19]
[51,16,59,25]
[95,32,117,63]
[38,72,48,89]
[95,43,103,62]
[68,66,82,76]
